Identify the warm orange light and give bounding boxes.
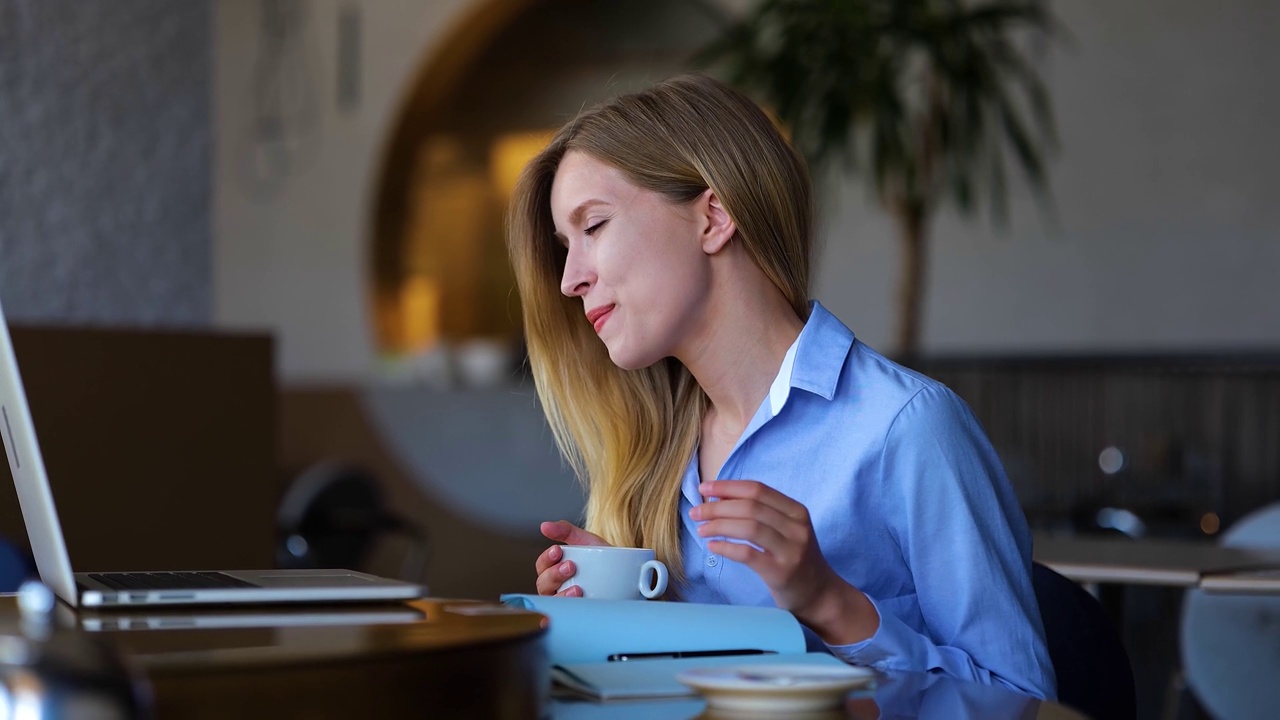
[489,131,554,200]
[400,274,441,351]
[1200,512,1221,535]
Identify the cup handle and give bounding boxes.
[639,560,668,599]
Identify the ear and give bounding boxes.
[697,188,737,255]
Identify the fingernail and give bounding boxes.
[550,546,561,560]
[689,507,702,520]
[560,562,573,576]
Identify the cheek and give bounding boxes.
[606,218,707,323]
[634,227,704,289]
[634,255,709,342]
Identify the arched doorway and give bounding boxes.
[369,0,725,382]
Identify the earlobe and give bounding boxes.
[701,188,736,255]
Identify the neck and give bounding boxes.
[676,257,805,431]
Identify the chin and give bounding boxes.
[605,343,664,371]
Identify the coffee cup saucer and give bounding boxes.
[677,663,875,715]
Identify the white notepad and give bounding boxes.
[552,651,851,700]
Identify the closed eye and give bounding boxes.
[584,219,608,236]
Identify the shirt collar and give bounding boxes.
[767,301,856,416]
[767,335,800,416]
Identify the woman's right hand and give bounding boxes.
[534,520,610,596]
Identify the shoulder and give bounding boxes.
[798,303,975,437]
[798,303,944,407]
[839,339,965,424]
[831,342,992,469]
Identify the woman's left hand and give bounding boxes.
[691,479,879,645]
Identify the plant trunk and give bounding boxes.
[895,206,928,359]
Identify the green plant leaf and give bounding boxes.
[696,0,1060,225]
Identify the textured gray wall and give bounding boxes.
[0,0,211,325]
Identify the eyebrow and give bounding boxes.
[568,199,608,227]
[553,199,609,244]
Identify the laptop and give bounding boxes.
[62,603,427,632]
[0,296,424,608]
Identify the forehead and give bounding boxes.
[550,152,632,220]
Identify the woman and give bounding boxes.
[506,74,1055,700]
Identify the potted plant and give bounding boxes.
[698,0,1061,356]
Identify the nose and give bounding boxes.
[559,243,594,298]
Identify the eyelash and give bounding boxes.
[584,220,607,236]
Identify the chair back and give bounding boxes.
[1179,503,1280,719]
[1032,561,1137,720]
[276,461,428,582]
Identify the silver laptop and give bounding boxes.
[61,604,427,632]
[0,297,423,608]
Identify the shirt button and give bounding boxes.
[706,556,718,567]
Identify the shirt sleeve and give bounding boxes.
[823,385,1057,701]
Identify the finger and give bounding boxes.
[535,544,563,574]
[707,539,767,568]
[697,517,790,553]
[706,539,791,589]
[699,480,809,521]
[691,491,808,543]
[535,560,577,595]
[692,498,802,539]
[556,585,584,598]
[540,520,610,547]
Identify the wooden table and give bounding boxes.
[1033,532,1280,587]
[1032,531,1280,639]
[0,594,1090,719]
[4,596,549,719]
[1199,568,1280,594]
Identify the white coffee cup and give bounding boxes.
[558,546,669,600]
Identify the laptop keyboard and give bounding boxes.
[88,572,260,591]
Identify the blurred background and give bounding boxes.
[1,1,1278,717]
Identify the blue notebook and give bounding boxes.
[501,594,849,699]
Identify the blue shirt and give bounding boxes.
[677,301,1056,700]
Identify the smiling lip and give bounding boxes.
[586,304,615,333]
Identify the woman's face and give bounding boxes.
[550,151,712,370]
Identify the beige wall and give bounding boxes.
[215,0,476,382]
[817,0,1280,354]
[215,0,1280,386]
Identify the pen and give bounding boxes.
[607,649,776,662]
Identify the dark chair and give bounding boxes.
[1032,560,1137,720]
[276,462,430,586]
[1176,503,1280,719]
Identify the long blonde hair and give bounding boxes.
[506,74,813,586]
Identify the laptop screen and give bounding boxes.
[0,297,80,605]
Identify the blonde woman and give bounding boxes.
[507,74,1055,701]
